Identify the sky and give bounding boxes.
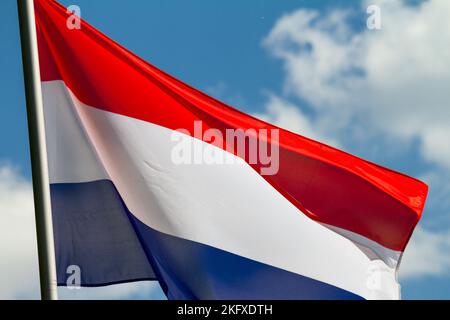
[0,0,449,299]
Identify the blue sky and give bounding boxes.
[0,0,449,299]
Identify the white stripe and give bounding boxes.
[323,223,401,269]
[42,82,108,183]
[42,80,401,299]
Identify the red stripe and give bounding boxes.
[35,0,428,251]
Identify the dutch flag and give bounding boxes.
[32,0,427,299]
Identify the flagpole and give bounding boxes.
[17,0,58,300]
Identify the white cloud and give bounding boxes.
[253,94,340,147]
[0,165,40,299]
[204,82,248,110]
[400,227,450,279]
[263,0,450,169]
[0,164,163,299]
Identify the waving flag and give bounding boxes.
[34,0,427,299]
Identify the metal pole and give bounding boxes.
[17,0,58,300]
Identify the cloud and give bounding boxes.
[263,0,450,169]
[0,164,162,299]
[0,165,40,299]
[253,94,340,147]
[400,227,450,279]
[204,82,248,110]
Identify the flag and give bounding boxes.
[35,0,428,299]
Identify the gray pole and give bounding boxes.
[17,0,58,300]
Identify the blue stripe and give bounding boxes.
[51,180,156,286]
[51,180,363,300]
